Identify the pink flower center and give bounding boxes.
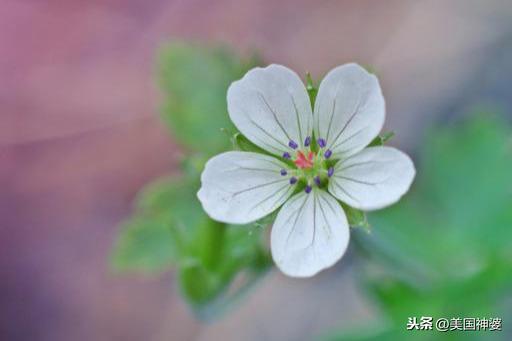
[294,151,314,169]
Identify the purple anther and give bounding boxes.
[282,152,291,159]
[304,136,311,147]
[305,185,312,193]
[280,169,287,176]
[314,176,321,186]
[328,167,334,177]
[289,176,298,185]
[288,140,298,149]
[317,138,326,148]
[324,149,332,159]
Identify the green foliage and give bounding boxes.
[110,216,180,273]
[158,42,260,154]
[111,171,272,318]
[178,221,271,318]
[111,43,271,319]
[329,114,512,340]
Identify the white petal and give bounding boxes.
[328,146,415,210]
[197,151,294,224]
[228,64,313,156]
[271,189,350,278]
[314,63,385,158]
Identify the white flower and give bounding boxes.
[197,64,415,277]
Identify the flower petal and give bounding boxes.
[328,146,415,210]
[228,65,313,156]
[197,151,294,224]
[314,63,385,158]
[271,189,350,277]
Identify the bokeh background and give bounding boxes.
[2,1,512,340]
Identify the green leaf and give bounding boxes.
[110,176,201,274]
[179,222,272,319]
[112,44,273,319]
[180,154,209,180]
[110,216,180,274]
[111,172,272,318]
[157,42,260,154]
[329,113,512,340]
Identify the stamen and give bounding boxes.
[289,176,298,185]
[324,149,332,159]
[305,185,312,193]
[328,167,334,177]
[314,176,321,186]
[304,136,311,147]
[317,138,326,148]
[288,140,298,149]
[280,169,287,176]
[282,152,291,159]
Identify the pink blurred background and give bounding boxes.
[2,1,511,340]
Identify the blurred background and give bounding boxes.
[2,1,512,340]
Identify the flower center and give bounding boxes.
[294,151,314,169]
[280,136,335,194]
